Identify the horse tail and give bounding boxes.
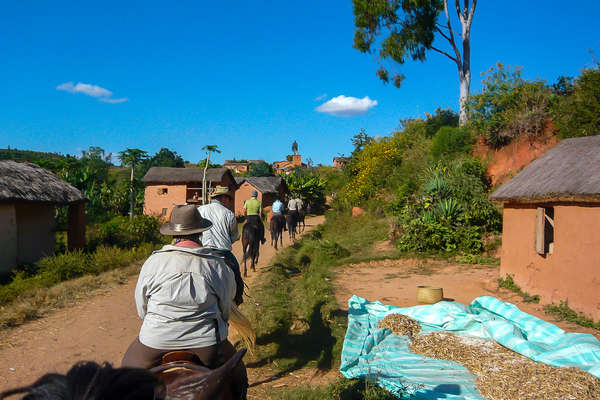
[229,304,256,355]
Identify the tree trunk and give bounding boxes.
[458,9,471,126]
[129,161,135,219]
[202,153,210,205]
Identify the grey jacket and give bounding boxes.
[135,245,236,349]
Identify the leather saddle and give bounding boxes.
[150,349,246,400]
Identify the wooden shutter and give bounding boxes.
[535,207,545,255]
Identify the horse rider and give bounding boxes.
[243,190,266,244]
[197,186,245,305]
[121,205,248,399]
[271,196,286,231]
[287,194,303,225]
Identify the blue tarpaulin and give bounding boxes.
[340,295,600,399]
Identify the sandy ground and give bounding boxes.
[0,215,324,393]
[333,257,600,339]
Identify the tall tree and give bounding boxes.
[291,140,299,155]
[118,148,148,219]
[352,0,477,125]
[201,145,221,204]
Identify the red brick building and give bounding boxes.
[273,154,305,175]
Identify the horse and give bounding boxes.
[269,213,285,250]
[152,349,247,400]
[242,222,260,277]
[297,209,306,233]
[285,211,297,241]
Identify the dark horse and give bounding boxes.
[242,222,260,277]
[285,211,298,241]
[297,208,306,233]
[270,213,285,250]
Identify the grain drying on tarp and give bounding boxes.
[379,315,600,399]
[378,314,421,338]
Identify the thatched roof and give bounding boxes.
[491,136,600,203]
[142,167,235,185]
[0,160,85,205]
[235,176,287,194]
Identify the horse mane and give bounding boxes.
[0,362,166,400]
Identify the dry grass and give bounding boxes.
[0,263,141,330]
[410,332,600,400]
[378,314,421,339]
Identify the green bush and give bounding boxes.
[431,126,473,159]
[88,215,162,250]
[551,65,600,138]
[397,158,501,254]
[468,63,553,148]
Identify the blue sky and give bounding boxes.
[0,1,598,165]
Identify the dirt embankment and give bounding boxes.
[474,122,559,186]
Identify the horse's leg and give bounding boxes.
[243,243,248,277]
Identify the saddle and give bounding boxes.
[150,349,246,400]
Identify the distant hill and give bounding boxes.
[0,148,73,163]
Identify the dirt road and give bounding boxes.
[333,258,600,339]
[0,215,324,391]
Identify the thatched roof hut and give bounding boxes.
[142,167,235,186]
[491,136,600,204]
[0,160,85,205]
[234,176,287,195]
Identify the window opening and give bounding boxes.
[162,208,168,217]
[162,188,168,195]
[535,207,554,255]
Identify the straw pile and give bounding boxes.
[378,314,421,338]
[410,332,600,400]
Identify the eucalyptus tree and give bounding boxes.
[118,148,148,219]
[352,0,478,125]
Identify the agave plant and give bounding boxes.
[424,175,451,199]
[435,198,463,221]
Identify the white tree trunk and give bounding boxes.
[202,153,210,205]
[129,160,135,219]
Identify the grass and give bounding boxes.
[544,301,600,330]
[267,377,397,400]
[457,254,500,265]
[497,274,540,303]
[241,210,403,398]
[0,243,159,330]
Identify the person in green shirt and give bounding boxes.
[243,191,266,244]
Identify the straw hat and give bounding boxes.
[210,185,233,199]
[159,205,212,236]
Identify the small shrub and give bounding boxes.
[431,126,473,159]
[544,301,600,330]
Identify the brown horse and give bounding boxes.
[242,222,260,277]
[297,209,306,233]
[285,210,297,241]
[270,213,285,250]
[152,349,247,400]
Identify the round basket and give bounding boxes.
[417,286,444,304]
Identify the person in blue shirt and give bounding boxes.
[272,198,284,214]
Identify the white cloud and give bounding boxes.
[314,93,328,101]
[315,95,377,116]
[57,81,128,103]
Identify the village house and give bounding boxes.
[223,159,267,175]
[491,135,600,320]
[142,167,237,217]
[0,161,86,275]
[333,156,350,168]
[273,154,306,175]
[234,176,288,216]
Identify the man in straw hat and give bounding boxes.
[197,185,245,305]
[121,204,248,399]
[243,190,266,244]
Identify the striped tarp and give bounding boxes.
[340,295,600,399]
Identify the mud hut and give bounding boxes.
[234,176,288,216]
[142,167,237,216]
[491,135,600,319]
[0,160,86,275]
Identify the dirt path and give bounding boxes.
[0,215,324,392]
[333,258,600,339]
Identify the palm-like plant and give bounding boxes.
[201,145,221,204]
[118,148,148,219]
